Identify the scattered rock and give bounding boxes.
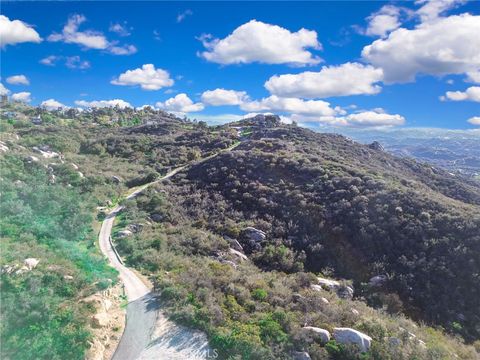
[0,141,9,152]
[351,308,360,316]
[15,266,30,275]
[111,175,122,184]
[150,213,164,222]
[240,227,266,252]
[337,285,354,300]
[117,230,133,238]
[229,238,244,252]
[70,163,79,170]
[310,284,323,292]
[85,339,105,360]
[388,337,401,347]
[33,146,60,159]
[64,275,74,280]
[24,155,39,163]
[127,223,144,233]
[333,328,372,352]
[1,264,17,275]
[77,171,84,178]
[321,297,329,304]
[24,258,40,270]
[242,227,266,242]
[317,277,354,299]
[293,351,311,360]
[220,260,237,269]
[302,326,331,344]
[292,293,305,301]
[317,277,340,289]
[369,274,388,287]
[229,248,248,262]
[103,299,112,312]
[92,312,109,328]
[368,141,384,151]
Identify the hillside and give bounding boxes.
[169,122,480,336]
[1,108,479,359]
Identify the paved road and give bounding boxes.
[98,144,239,360]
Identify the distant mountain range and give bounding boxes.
[312,127,480,180]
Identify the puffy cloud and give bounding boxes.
[0,15,42,47]
[48,14,108,49]
[48,14,136,55]
[365,5,403,37]
[265,63,383,99]
[291,109,405,128]
[199,20,321,66]
[342,110,405,127]
[6,75,29,85]
[40,55,90,69]
[441,86,480,102]
[75,99,132,109]
[156,93,204,113]
[111,64,174,90]
[108,44,137,55]
[467,116,480,126]
[41,99,67,110]
[415,0,466,23]
[466,70,480,84]
[177,10,193,23]
[201,88,248,106]
[240,95,341,117]
[65,56,90,69]
[109,22,131,37]
[11,92,31,103]
[362,14,480,83]
[39,55,58,66]
[0,83,10,96]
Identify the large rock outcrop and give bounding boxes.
[333,327,372,352]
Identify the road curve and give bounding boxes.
[98,143,240,360]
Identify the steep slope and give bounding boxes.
[163,124,480,341]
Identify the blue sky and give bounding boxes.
[1,1,479,129]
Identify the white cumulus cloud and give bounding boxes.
[342,110,405,127]
[466,70,480,84]
[362,14,480,83]
[6,75,29,85]
[0,15,42,47]
[240,95,341,117]
[415,0,466,23]
[467,116,480,126]
[48,14,108,49]
[75,99,132,109]
[199,20,321,66]
[177,10,193,23]
[441,86,480,102]
[109,22,131,37]
[156,93,204,113]
[41,99,67,110]
[265,63,383,99]
[108,44,137,55]
[48,14,136,55]
[40,55,90,69]
[0,83,11,96]
[201,88,248,106]
[112,64,174,90]
[11,92,31,103]
[365,5,403,38]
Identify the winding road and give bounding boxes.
[98,143,239,360]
